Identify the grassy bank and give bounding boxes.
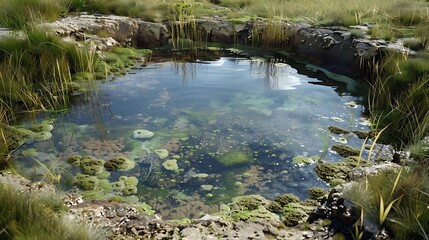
[0,27,99,123]
[0,181,103,239]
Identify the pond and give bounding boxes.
[11,52,370,219]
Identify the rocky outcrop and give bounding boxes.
[43,13,415,80]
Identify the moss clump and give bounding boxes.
[328,126,350,134]
[162,159,179,172]
[274,194,300,207]
[232,195,270,211]
[217,151,253,166]
[0,123,29,160]
[104,157,135,171]
[80,156,106,175]
[31,131,53,141]
[266,201,282,214]
[331,144,360,157]
[29,121,54,132]
[74,174,100,190]
[292,155,315,166]
[308,188,328,200]
[67,155,82,166]
[282,208,308,227]
[317,156,370,183]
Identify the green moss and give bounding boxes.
[328,126,350,134]
[273,194,300,207]
[75,174,99,190]
[123,176,139,186]
[123,186,138,195]
[80,156,106,175]
[98,179,113,192]
[292,155,314,166]
[134,203,155,215]
[0,123,29,160]
[217,151,253,166]
[108,195,126,203]
[232,195,270,210]
[104,157,136,171]
[29,120,54,132]
[162,159,179,172]
[21,148,38,157]
[82,190,105,201]
[331,144,360,157]
[67,155,82,166]
[308,188,328,200]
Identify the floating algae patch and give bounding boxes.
[9,55,370,219]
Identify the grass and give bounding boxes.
[369,51,429,150]
[343,167,429,239]
[0,181,104,239]
[0,27,100,122]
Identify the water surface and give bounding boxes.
[12,55,369,219]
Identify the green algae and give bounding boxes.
[74,174,99,190]
[104,157,136,171]
[162,159,179,172]
[217,151,253,166]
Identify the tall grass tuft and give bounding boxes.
[369,51,429,149]
[0,182,104,239]
[343,167,429,239]
[0,27,99,122]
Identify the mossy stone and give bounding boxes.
[98,179,113,192]
[108,195,126,203]
[80,156,105,175]
[314,162,349,182]
[217,151,253,166]
[267,201,282,214]
[331,144,360,157]
[104,157,135,171]
[328,126,350,134]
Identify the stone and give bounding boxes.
[201,184,214,191]
[132,129,154,139]
[31,131,53,142]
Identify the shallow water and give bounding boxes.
[11,55,370,219]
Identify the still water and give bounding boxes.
[12,55,369,219]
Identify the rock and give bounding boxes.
[162,159,179,172]
[104,157,136,171]
[133,21,170,48]
[348,162,402,181]
[273,193,300,207]
[132,129,154,139]
[331,144,360,157]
